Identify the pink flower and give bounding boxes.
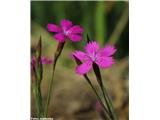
[47,19,83,42]
[72,41,116,75]
[40,56,53,64]
[31,56,36,70]
[31,56,53,69]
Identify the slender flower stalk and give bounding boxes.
[33,38,44,117]
[93,63,117,120]
[44,42,65,117]
[31,37,53,117]
[96,100,110,120]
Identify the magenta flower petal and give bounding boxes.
[47,24,62,32]
[101,45,117,57]
[31,56,36,69]
[46,59,53,64]
[85,41,99,55]
[53,33,66,42]
[41,56,53,64]
[60,19,72,31]
[41,57,46,64]
[68,34,82,42]
[67,25,83,34]
[31,56,36,65]
[76,61,92,75]
[72,50,88,61]
[95,57,115,68]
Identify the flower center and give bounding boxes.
[63,29,69,35]
[89,53,97,61]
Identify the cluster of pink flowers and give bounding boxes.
[46,19,116,75]
[31,19,117,118]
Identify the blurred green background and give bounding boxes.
[31,1,129,120]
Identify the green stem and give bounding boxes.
[102,82,117,120]
[83,75,111,120]
[32,37,44,117]
[32,67,40,117]
[32,85,40,117]
[44,42,65,117]
[32,67,44,117]
[93,63,118,120]
[103,85,118,120]
[37,84,43,117]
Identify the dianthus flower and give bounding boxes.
[72,41,116,75]
[47,19,83,42]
